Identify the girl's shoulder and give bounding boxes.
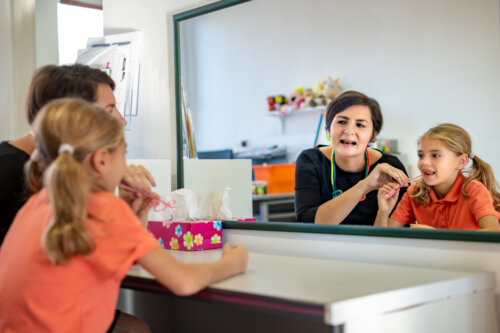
[464,178,490,195]
[88,192,134,219]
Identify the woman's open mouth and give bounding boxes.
[340,139,357,146]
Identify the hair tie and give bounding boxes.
[469,152,475,159]
[58,143,74,155]
[30,149,39,162]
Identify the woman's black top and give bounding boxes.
[0,141,30,244]
[295,146,407,224]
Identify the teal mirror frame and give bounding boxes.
[173,0,251,189]
[172,0,500,243]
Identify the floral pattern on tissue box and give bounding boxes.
[148,221,223,251]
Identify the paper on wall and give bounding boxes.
[76,31,141,125]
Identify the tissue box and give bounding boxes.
[148,221,223,251]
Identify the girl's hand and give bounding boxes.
[130,194,157,227]
[119,164,157,203]
[410,224,435,230]
[377,182,400,214]
[222,242,248,274]
[364,163,409,191]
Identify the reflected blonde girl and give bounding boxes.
[411,123,500,210]
[375,123,500,231]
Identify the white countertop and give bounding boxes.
[127,249,495,326]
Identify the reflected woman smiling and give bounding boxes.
[294,91,409,225]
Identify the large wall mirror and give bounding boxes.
[173,0,500,241]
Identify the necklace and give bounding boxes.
[331,149,370,202]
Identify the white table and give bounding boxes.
[124,249,497,332]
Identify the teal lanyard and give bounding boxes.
[331,149,370,202]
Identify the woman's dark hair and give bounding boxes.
[25,64,115,125]
[324,90,383,141]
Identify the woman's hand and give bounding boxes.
[377,182,400,214]
[364,163,409,192]
[221,242,248,274]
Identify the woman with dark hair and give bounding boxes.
[295,90,409,225]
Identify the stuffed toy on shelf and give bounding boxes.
[267,76,343,114]
[267,96,276,111]
[312,76,343,105]
[303,88,317,108]
[267,95,288,111]
[279,88,305,115]
[323,76,342,103]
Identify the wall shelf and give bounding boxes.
[268,106,326,136]
[267,106,325,118]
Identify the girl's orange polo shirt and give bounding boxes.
[0,190,160,333]
[391,173,500,230]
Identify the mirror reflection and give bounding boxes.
[178,0,500,226]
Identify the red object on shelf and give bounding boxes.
[252,164,295,194]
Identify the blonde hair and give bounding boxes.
[25,98,124,264]
[412,123,500,210]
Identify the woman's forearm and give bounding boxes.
[315,179,372,224]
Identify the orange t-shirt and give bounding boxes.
[391,173,500,230]
[0,190,160,333]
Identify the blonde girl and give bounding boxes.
[0,98,248,332]
[375,123,500,231]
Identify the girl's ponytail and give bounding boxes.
[43,149,94,264]
[465,155,500,211]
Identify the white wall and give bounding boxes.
[12,0,37,138]
[35,0,58,67]
[181,0,500,177]
[103,0,218,188]
[0,0,36,141]
[0,0,15,140]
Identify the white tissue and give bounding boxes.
[149,189,198,222]
[194,187,233,220]
[150,187,234,221]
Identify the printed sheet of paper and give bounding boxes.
[76,31,141,126]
